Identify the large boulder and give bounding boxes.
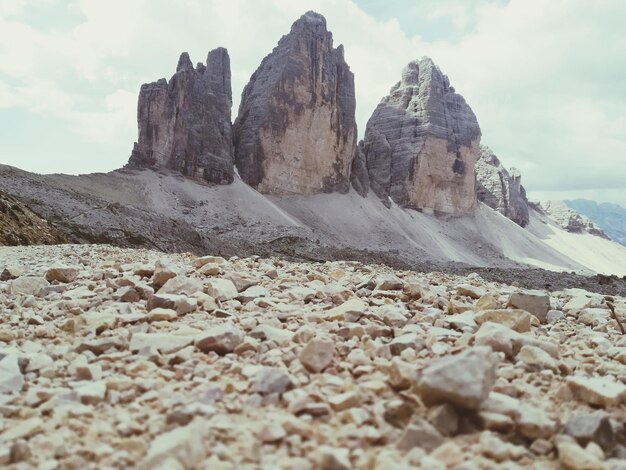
[128,48,234,184]
[362,58,481,214]
[476,146,530,227]
[233,11,357,195]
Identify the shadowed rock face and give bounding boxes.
[363,58,481,213]
[128,48,234,184]
[476,145,530,227]
[233,11,357,195]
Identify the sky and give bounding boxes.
[1,0,625,207]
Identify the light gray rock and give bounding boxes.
[234,11,356,195]
[475,146,530,227]
[0,354,23,394]
[194,324,244,355]
[507,290,550,322]
[363,57,481,213]
[128,48,234,185]
[542,201,608,238]
[252,367,292,395]
[299,336,334,373]
[416,346,499,409]
[9,277,49,297]
[565,414,615,452]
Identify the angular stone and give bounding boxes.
[389,333,425,356]
[152,261,177,289]
[142,418,207,469]
[474,309,531,333]
[195,324,244,355]
[565,414,615,452]
[9,277,49,297]
[416,346,499,409]
[205,278,238,301]
[328,391,360,412]
[130,333,193,355]
[158,276,203,296]
[456,284,486,299]
[299,336,334,373]
[557,440,606,470]
[0,354,23,394]
[566,375,626,407]
[397,419,444,452]
[75,381,106,405]
[45,266,78,283]
[252,367,292,395]
[146,293,195,315]
[517,345,558,372]
[507,290,550,322]
[234,11,356,195]
[363,57,481,213]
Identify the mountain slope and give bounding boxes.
[5,163,625,276]
[565,198,626,246]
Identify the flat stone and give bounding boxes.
[0,417,43,441]
[322,298,367,322]
[45,267,78,283]
[75,381,106,405]
[474,309,532,332]
[299,336,334,373]
[9,277,49,297]
[416,346,499,409]
[205,278,238,301]
[397,419,444,452]
[195,324,244,355]
[565,414,615,452]
[567,375,626,407]
[389,333,425,356]
[557,440,606,470]
[130,333,193,355]
[457,284,486,299]
[252,367,292,395]
[328,391,360,412]
[507,290,550,322]
[517,345,558,372]
[157,276,203,296]
[146,293,195,315]
[147,308,178,322]
[517,404,558,439]
[142,418,207,469]
[0,354,23,394]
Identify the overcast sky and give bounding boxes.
[1,0,625,206]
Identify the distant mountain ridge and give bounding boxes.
[565,199,626,247]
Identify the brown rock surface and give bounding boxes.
[363,57,481,213]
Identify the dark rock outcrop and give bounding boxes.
[565,199,626,246]
[350,142,369,197]
[362,58,481,213]
[128,48,234,184]
[0,190,66,246]
[476,145,530,227]
[233,11,357,195]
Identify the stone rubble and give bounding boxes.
[0,243,625,469]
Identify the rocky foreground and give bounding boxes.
[0,245,625,469]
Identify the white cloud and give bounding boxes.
[0,0,625,208]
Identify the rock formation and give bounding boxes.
[362,58,481,214]
[541,201,609,238]
[233,11,357,195]
[128,48,234,184]
[476,146,530,227]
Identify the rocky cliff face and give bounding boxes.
[476,146,530,227]
[542,200,609,238]
[362,58,481,214]
[128,48,234,184]
[233,11,357,195]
